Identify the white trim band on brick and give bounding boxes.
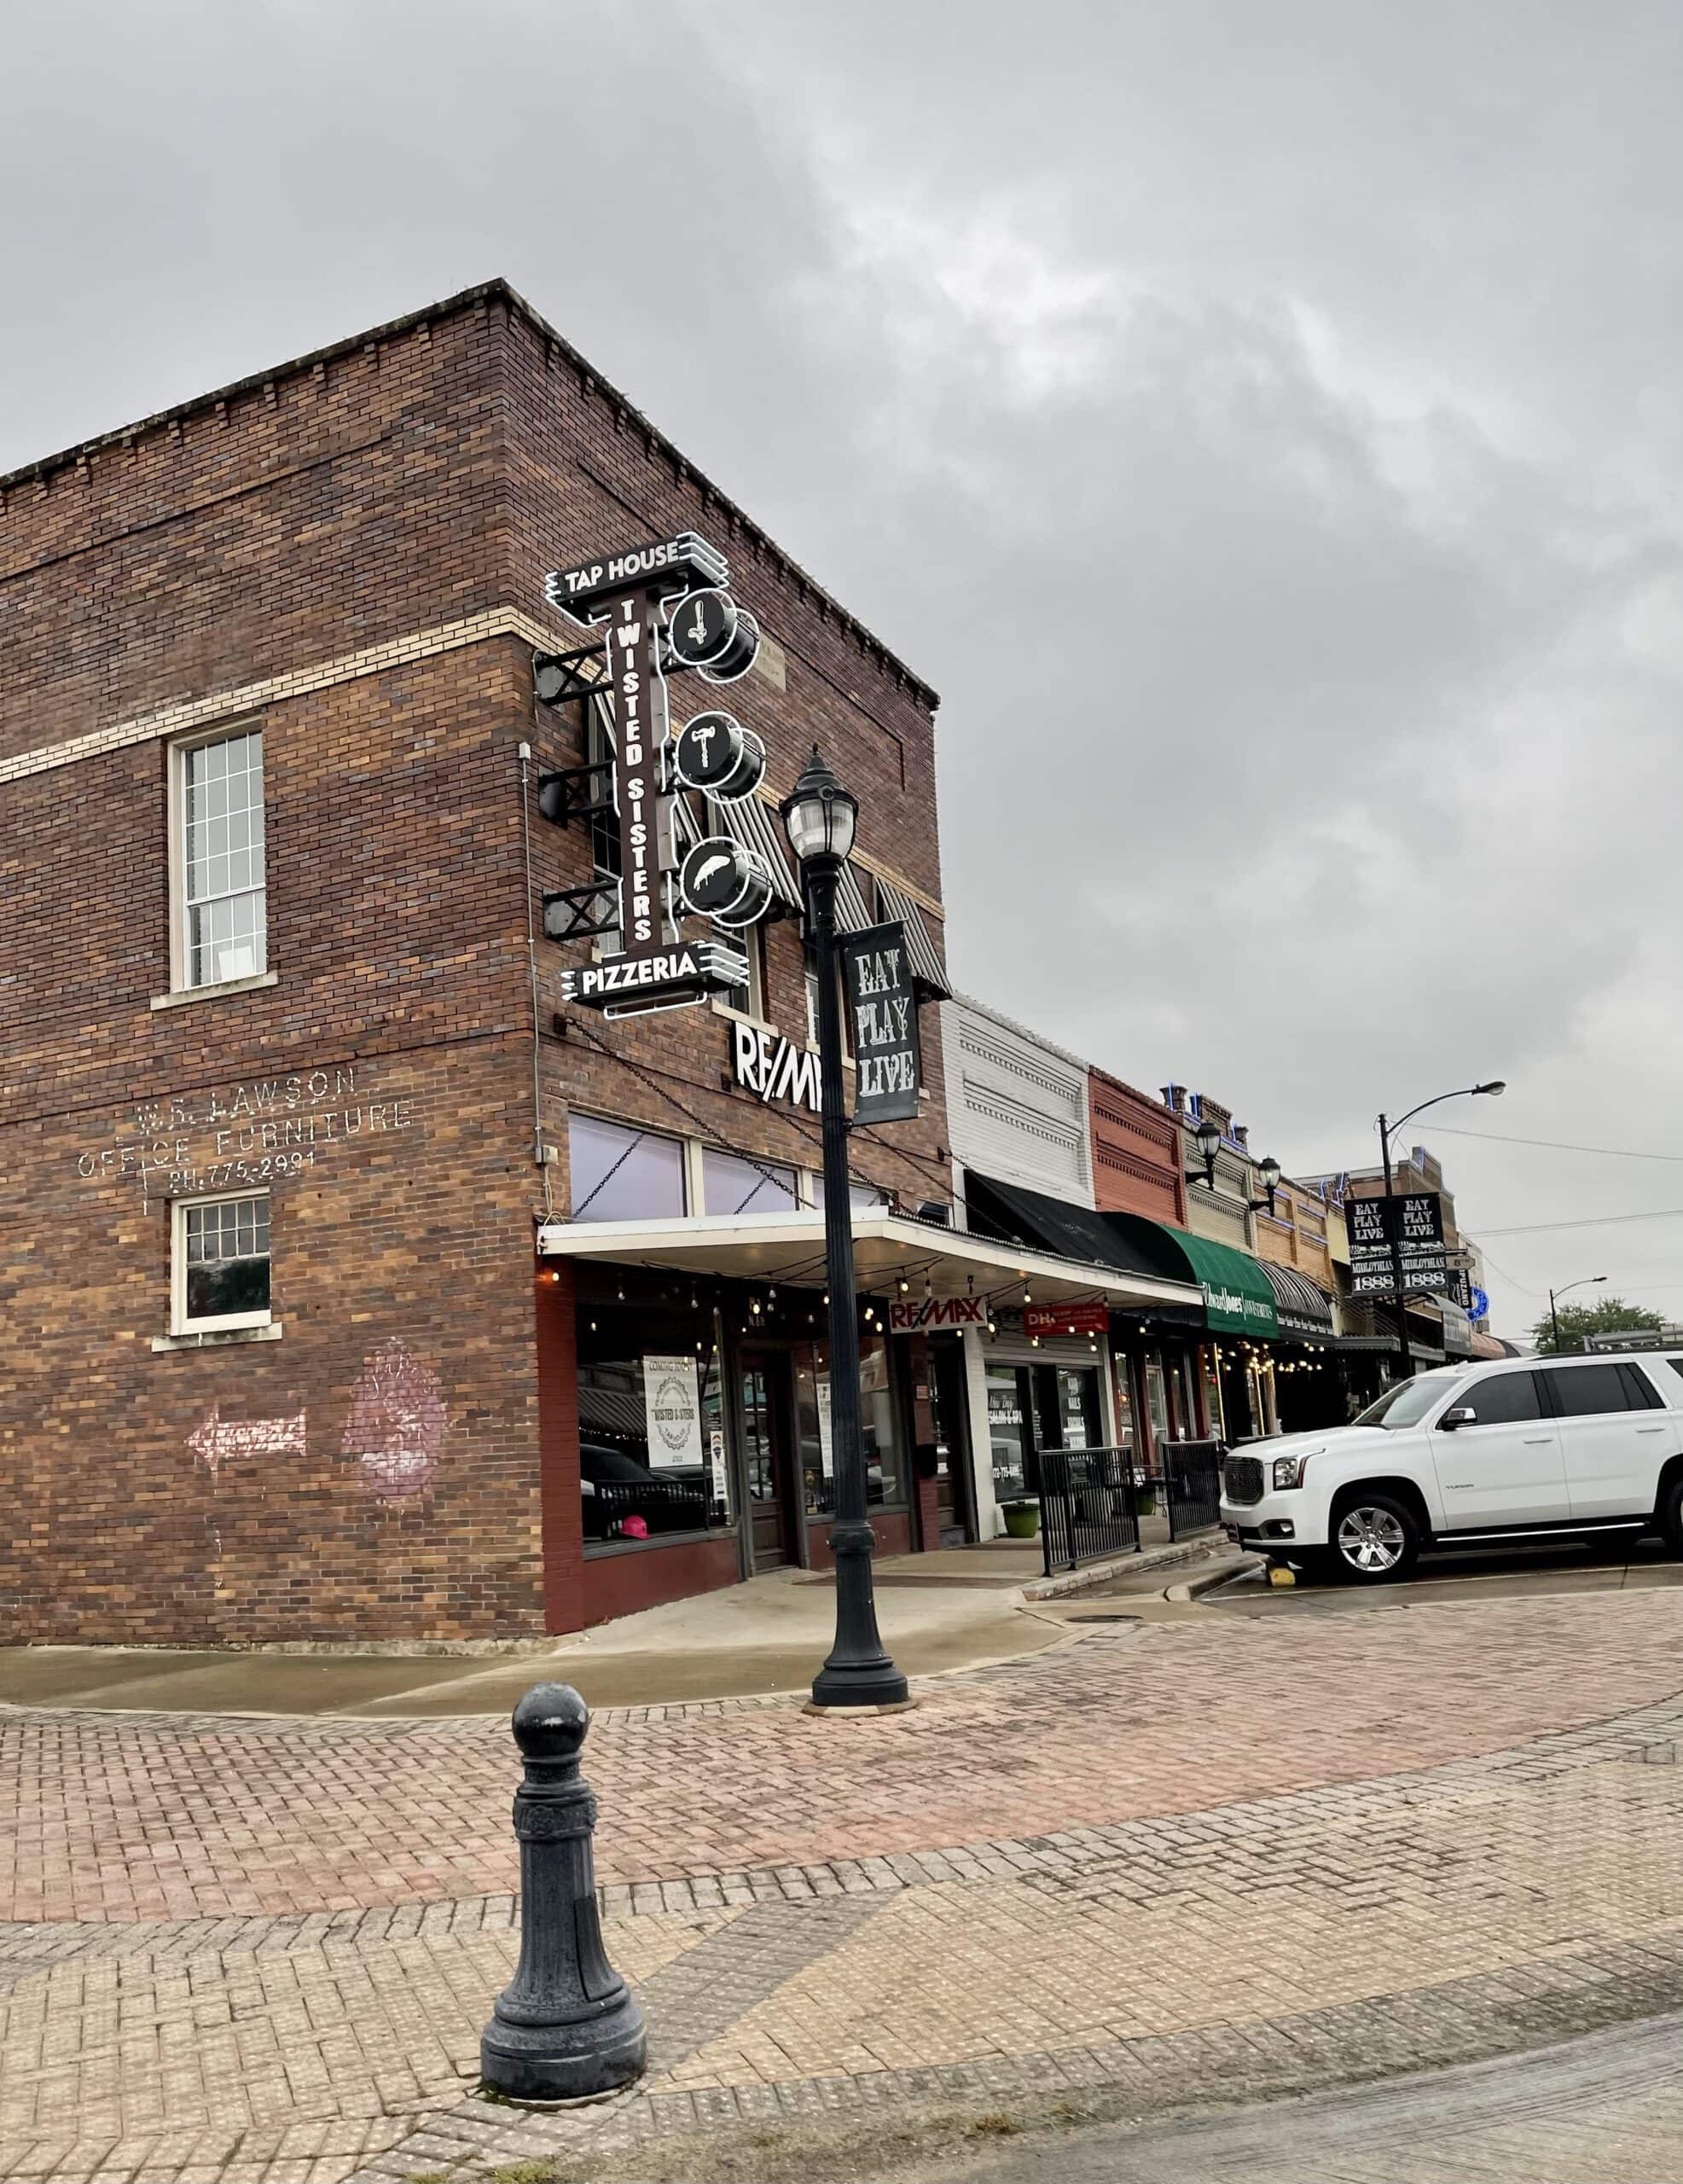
[0,608,555,787]
[0,608,948,921]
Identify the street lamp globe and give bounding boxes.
[1257,1155,1282,1192]
[780,745,858,865]
[1194,1116,1222,1165]
[1474,1080,1506,1097]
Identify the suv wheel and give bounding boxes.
[1660,1473,1683,1557]
[1332,1495,1419,1583]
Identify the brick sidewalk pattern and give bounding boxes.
[5,1592,1683,2181]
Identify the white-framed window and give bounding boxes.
[567,1112,687,1223]
[171,726,268,990]
[172,1190,272,1333]
[804,966,851,1061]
[701,1147,800,1217]
[719,920,769,1024]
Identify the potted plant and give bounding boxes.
[1001,1497,1040,1540]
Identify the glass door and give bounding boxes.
[739,1350,796,1571]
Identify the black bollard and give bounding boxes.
[479,1682,647,2102]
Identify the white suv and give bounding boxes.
[1220,1351,1683,1583]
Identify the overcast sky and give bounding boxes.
[5,1,1680,1341]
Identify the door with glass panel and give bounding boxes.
[739,1349,797,1571]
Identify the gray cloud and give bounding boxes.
[3,0,1680,1338]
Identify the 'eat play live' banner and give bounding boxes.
[839,921,921,1125]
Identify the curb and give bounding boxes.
[1019,1529,1226,1601]
[1166,1554,1262,1603]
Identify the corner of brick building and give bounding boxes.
[0,281,954,1646]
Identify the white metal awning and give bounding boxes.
[537,1210,1201,1311]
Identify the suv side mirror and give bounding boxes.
[1439,1405,1477,1432]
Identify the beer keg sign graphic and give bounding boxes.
[671,712,766,802]
[679,836,773,927]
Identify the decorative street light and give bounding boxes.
[1378,1081,1505,1380]
[1246,1155,1284,1218]
[780,746,908,1711]
[1187,1115,1222,1190]
[1549,1275,1607,1354]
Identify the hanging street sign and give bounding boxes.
[839,921,920,1124]
[1347,1193,1450,1298]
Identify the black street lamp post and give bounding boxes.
[1548,1275,1607,1353]
[781,747,908,1711]
[1378,1081,1505,1380]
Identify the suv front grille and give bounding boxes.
[1223,1455,1264,1506]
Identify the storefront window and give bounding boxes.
[1202,1349,1225,1439]
[1111,1357,1137,1455]
[810,1175,890,1213]
[577,1307,730,1547]
[987,1365,1032,1502]
[701,1147,800,1217]
[794,1333,904,1513]
[1143,1354,1171,1453]
[568,1113,687,1223]
[1054,1367,1101,1449]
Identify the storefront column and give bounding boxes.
[536,1259,584,1636]
[960,1325,1002,1539]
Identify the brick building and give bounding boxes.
[0,277,1105,1646]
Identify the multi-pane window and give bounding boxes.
[723,921,768,1021]
[180,730,267,987]
[701,1147,800,1217]
[177,1192,271,1328]
[567,1113,687,1223]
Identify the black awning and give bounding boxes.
[963,1171,1189,1287]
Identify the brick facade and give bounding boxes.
[0,281,949,1645]
[1087,1067,1185,1226]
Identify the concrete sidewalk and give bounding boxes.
[0,1536,1232,1716]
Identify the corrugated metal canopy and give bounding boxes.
[1259,1261,1335,1337]
[875,875,952,996]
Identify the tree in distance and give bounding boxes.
[1529,1295,1664,1356]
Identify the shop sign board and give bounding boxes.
[560,938,748,1018]
[839,921,920,1124]
[1023,1303,1108,1339]
[642,1354,704,1467]
[543,531,763,1014]
[1347,1193,1449,1297]
[889,1297,986,1333]
[730,1021,821,1112]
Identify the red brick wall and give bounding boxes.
[1088,1068,1186,1227]
[0,281,953,1644]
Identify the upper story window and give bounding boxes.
[176,729,267,989]
[568,1112,687,1223]
[174,1190,271,1332]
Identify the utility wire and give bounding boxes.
[1478,1206,1683,1237]
[1425,1124,1683,1165]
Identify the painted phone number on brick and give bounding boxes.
[75,1065,418,1188]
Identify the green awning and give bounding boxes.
[1105,1213,1280,1338]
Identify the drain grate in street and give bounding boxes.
[1065,1612,1142,1623]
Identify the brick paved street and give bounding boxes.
[8,1589,1683,2181]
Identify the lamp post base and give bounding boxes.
[808,1661,913,1710]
